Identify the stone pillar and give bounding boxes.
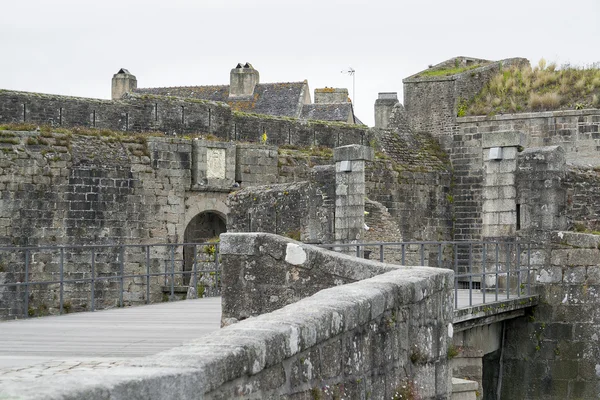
[333,144,374,244]
[516,146,567,239]
[111,68,137,100]
[481,131,524,238]
[374,92,399,129]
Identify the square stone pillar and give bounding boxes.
[333,145,374,244]
[481,131,524,239]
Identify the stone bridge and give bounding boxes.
[0,233,543,400]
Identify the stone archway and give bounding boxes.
[183,211,227,285]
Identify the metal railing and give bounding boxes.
[318,240,535,310]
[0,242,220,319]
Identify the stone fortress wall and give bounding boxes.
[0,90,369,148]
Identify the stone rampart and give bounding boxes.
[231,111,369,147]
[0,89,370,149]
[457,109,600,167]
[403,58,528,139]
[0,90,231,137]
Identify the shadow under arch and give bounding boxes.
[183,210,227,285]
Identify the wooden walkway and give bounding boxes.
[0,297,221,369]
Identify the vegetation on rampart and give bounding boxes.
[464,59,600,116]
[419,64,483,78]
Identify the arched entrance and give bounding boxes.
[183,211,226,285]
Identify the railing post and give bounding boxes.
[527,243,531,296]
[91,248,95,312]
[379,244,384,263]
[24,249,30,318]
[517,243,522,298]
[146,245,150,304]
[215,243,220,295]
[193,245,198,292]
[170,245,175,298]
[506,243,511,300]
[59,248,64,315]
[401,244,406,265]
[119,245,124,308]
[454,243,458,309]
[420,243,424,266]
[482,243,487,304]
[495,243,499,302]
[468,243,473,307]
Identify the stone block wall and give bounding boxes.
[501,232,600,399]
[367,129,453,242]
[565,166,600,231]
[226,182,333,245]
[0,90,371,150]
[0,132,199,317]
[1,131,293,318]
[231,112,369,148]
[449,110,600,242]
[457,109,600,167]
[235,143,278,186]
[0,90,231,137]
[517,146,568,239]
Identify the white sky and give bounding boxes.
[1,0,598,126]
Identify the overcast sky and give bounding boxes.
[1,0,598,126]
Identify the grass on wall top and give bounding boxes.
[463,59,600,116]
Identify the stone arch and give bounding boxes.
[182,198,229,285]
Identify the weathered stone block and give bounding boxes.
[481,131,524,148]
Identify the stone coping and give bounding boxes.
[457,108,600,123]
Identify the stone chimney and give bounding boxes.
[374,92,399,129]
[111,68,137,100]
[229,63,259,97]
[314,88,349,104]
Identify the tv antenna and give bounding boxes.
[341,67,355,107]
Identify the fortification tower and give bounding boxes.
[111,68,137,100]
[229,63,259,97]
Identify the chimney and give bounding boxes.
[374,92,399,129]
[111,68,137,100]
[314,88,350,104]
[229,63,259,97]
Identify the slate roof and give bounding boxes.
[134,82,306,118]
[300,103,354,123]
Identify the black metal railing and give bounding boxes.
[0,242,220,319]
[318,240,535,309]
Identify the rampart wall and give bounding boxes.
[449,110,600,241]
[0,90,370,148]
[403,58,528,139]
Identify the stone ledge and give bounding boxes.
[453,295,539,332]
[457,108,600,123]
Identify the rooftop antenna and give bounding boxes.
[341,67,355,107]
